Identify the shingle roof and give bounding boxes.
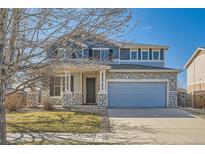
[118,42,169,49]
[110,64,181,72]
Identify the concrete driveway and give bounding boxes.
[107,108,205,144]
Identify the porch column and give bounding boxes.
[99,70,106,92]
[63,72,73,107]
[98,70,107,107]
[65,72,71,92]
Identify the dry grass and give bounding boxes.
[6,111,102,133]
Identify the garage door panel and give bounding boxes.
[108,82,167,108]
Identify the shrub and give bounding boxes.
[5,91,27,111]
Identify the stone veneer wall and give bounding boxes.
[63,92,82,107]
[106,72,178,108]
[97,92,108,107]
[40,90,82,107]
[27,91,41,107]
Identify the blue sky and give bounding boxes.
[122,9,205,88]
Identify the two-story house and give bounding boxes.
[184,47,205,108]
[40,35,180,108]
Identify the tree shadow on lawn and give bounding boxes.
[6,112,108,133]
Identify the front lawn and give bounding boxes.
[6,111,102,133]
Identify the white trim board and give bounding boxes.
[106,79,169,107]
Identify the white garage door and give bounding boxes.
[108,82,167,108]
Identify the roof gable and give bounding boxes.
[184,47,205,68]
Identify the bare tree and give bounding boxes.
[0,8,135,144]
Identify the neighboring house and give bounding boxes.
[39,35,180,108]
[184,47,205,108]
[177,88,192,107]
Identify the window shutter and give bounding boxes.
[49,77,54,96]
[71,76,74,92]
[138,48,141,60]
[109,49,113,61]
[160,48,164,60]
[88,49,93,58]
[149,48,152,60]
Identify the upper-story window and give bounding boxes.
[119,48,164,61]
[101,50,110,61]
[131,51,137,60]
[84,48,111,61]
[93,49,101,60]
[153,51,159,60]
[120,49,130,60]
[142,51,149,60]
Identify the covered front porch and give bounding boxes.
[45,63,110,108]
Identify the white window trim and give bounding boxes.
[153,50,160,61]
[91,48,110,61]
[50,76,64,98]
[142,50,149,60]
[130,50,138,60]
[120,49,163,62]
[119,49,130,61]
[49,74,75,98]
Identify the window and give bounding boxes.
[50,76,74,97]
[76,50,82,58]
[57,48,65,58]
[50,77,61,97]
[160,49,164,60]
[120,49,130,60]
[83,49,89,58]
[84,48,111,61]
[131,51,137,60]
[112,49,119,59]
[142,51,148,60]
[93,50,100,60]
[101,50,109,61]
[48,45,58,57]
[153,51,159,60]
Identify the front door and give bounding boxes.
[86,78,96,104]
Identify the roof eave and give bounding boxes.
[184,48,205,69]
[119,44,169,50]
[110,69,182,73]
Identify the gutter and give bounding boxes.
[110,69,182,73]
